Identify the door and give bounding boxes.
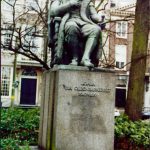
[20,78,37,105]
[115,88,126,108]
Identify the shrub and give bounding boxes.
[1,138,30,150]
[1,138,20,150]
[0,107,40,148]
[115,114,150,147]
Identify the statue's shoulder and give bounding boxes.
[51,0,61,4]
[51,0,61,2]
[89,2,95,7]
[50,0,55,2]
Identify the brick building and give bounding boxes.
[109,2,150,112]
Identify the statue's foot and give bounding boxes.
[70,58,78,66]
[80,59,94,67]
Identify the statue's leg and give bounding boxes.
[65,21,81,65]
[81,24,101,67]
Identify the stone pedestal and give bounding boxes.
[38,65,115,150]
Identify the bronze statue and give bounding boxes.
[48,0,105,67]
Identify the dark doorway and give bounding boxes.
[115,88,126,108]
[20,78,37,105]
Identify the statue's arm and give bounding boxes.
[89,2,103,23]
[50,0,79,17]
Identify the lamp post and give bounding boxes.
[10,51,17,107]
[10,36,19,107]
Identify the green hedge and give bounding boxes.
[1,138,30,150]
[115,114,150,148]
[0,107,40,149]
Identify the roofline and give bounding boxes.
[111,3,136,11]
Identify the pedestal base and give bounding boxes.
[39,65,115,150]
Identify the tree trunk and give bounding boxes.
[125,0,149,120]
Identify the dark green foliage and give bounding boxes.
[1,138,30,150]
[0,107,40,149]
[115,114,150,147]
[1,138,20,150]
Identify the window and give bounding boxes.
[1,67,13,97]
[2,25,14,49]
[116,61,124,69]
[115,45,127,69]
[24,26,39,52]
[5,0,15,4]
[110,3,116,7]
[110,0,116,8]
[116,21,128,38]
[26,0,39,11]
[22,68,37,76]
[3,29,13,46]
[2,0,14,11]
[15,4,24,13]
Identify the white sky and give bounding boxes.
[117,0,136,6]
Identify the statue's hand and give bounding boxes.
[69,0,81,8]
[98,16,106,30]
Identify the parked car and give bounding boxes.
[114,108,120,117]
[142,107,150,119]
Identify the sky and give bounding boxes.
[117,0,136,6]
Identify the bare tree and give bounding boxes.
[1,0,50,69]
[1,0,135,70]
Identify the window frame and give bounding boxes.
[23,26,39,52]
[116,21,128,39]
[3,29,13,46]
[115,45,127,70]
[25,0,39,11]
[1,66,13,98]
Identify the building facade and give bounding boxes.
[1,0,48,107]
[109,1,150,112]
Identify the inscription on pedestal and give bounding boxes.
[63,81,111,97]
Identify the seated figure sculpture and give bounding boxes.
[48,0,105,67]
